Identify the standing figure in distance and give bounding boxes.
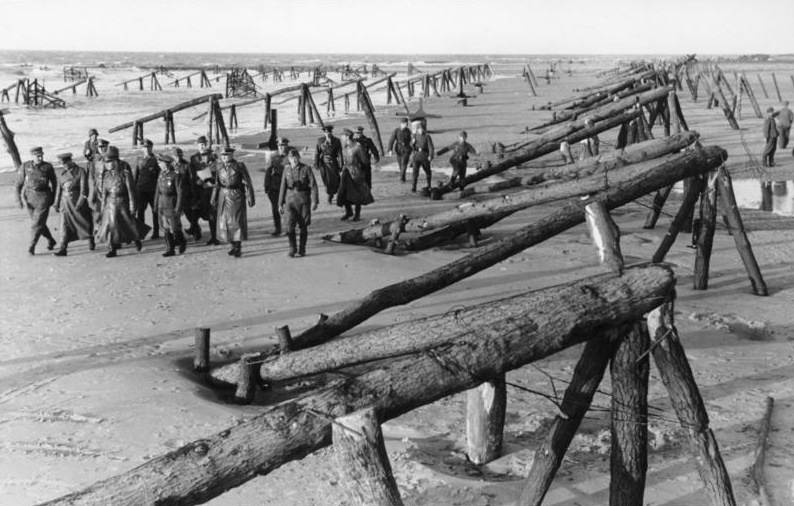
[776,101,793,151]
[153,154,186,257]
[132,139,160,239]
[353,126,380,189]
[88,138,109,226]
[211,147,254,257]
[83,128,99,169]
[53,152,95,256]
[278,149,318,257]
[446,130,477,190]
[337,129,374,221]
[314,125,343,204]
[410,121,435,193]
[264,137,289,236]
[762,107,778,167]
[16,146,58,255]
[388,117,412,183]
[96,146,143,258]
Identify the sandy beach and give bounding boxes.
[1,56,793,506]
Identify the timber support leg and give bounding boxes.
[234,354,259,405]
[652,174,704,263]
[194,327,211,372]
[466,375,506,465]
[694,174,718,290]
[644,185,673,229]
[648,302,737,506]
[333,407,404,506]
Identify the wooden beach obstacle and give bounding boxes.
[109,93,224,147]
[0,108,23,169]
[51,76,98,97]
[165,70,212,89]
[116,72,163,91]
[225,68,258,98]
[10,79,66,108]
[62,66,88,81]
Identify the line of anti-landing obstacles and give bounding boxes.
[108,93,223,133]
[39,145,729,506]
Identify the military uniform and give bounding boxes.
[763,111,779,167]
[87,141,109,225]
[190,151,219,245]
[212,154,254,257]
[53,156,94,255]
[265,145,288,236]
[314,133,343,203]
[16,150,58,254]
[410,131,435,192]
[353,132,380,188]
[337,141,374,221]
[447,140,477,189]
[278,159,318,257]
[388,125,412,182]
[133,151,161,239]
[154,157,186,256]
[97,153,142,257]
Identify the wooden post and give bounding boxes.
[585,200,623,272]
[771,73,782,102]
[234,354,259,404]
[263,92,271,129]
[757,74,769,99]
[652,174,704,263]
[276,325,293,354]
[466,377,506,465]
[194,327,210,372]
[267,109,277,150]
[394,81,410,116]
[0,109,22,169]
[211,98,230,147]
[714,168,768,296]
[750,397,774,506]
[333,407,404,506]
[304,85,325,128]
[648,302,737,506]
[206,96,215,146]
[644,185,673,229]
[693,174,718,290]
[741,76,763,118]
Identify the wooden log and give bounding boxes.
[304,84,325,129]
[648,302,737,506]
[771,73,782,102]
[652,174,705,262]
[757,74,769,99]
[333,407,404,506]
[585,200,623,272]
[0,109,23,169]
[357,81,384,156]
[741,76,763,119]
[609,321,650,506]
[194,327,210,372]
[44,266,675,506]
[110,94,223,133]
[693,174,718,290]
[466,376,506,465]
[714,168,768,296]
[749,397,774,506]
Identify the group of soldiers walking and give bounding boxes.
[16,118,478,260]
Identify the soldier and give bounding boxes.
[264,137,290,236]
[132,138,160,239]
[314,125,343,204]
[186,135,211,239]
[352,126,380,188]
[278,149,319,257]
[211,147,254,257]
[191,147,220,245]
[763,107,779,167]
[442,130,477,190]
[53,152,95,256]
[83,128,99,166]
[16,146,58,255]
[88,138,110,226]
[337,129,374,221]
[387,117,412,183]
[96,146,143,257]
[410,121,435,193]
[153,154,186,257]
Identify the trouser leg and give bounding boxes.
[411,162,420,191]
[298,227,307,256]
[354,205,361,219]
[287,228,297,257]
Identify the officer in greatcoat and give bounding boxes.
[53,152,95,256]
[314,125,343,204]
[211,147,254,257]
[387,117,412,183]
[353,126,380,188]
[153,154,186,257]
[264,137,290,236]
[16,146,58,255]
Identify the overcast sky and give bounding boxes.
[1,0,792,55]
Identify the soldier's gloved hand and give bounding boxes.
[278,205,284,215]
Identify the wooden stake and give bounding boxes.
[693,174,718,290]
[648,302,737,506]
[771,73,782,102]
[714,168,768,296]
[643,185,673,229]
[585,200,623,272]
[234,354,259,405]
[652,174,704,263]
[757,74,769,99]
[466,376,506,465]
[333,407,404,506]
[276,325,293,354]
[750,397,774,506]
[194,327,210,372]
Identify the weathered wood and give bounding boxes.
[0,109,23,169]
[609,321,650,506]
[714,168,768,296]
[770,73,782,103]
[648,302,737,506]
[210,146,727,386]
[276,325,293,354]
[652,174,705,263]
[357,81,384,156]
[585,200,623,272]
[194,327,210,373]
[756,74,769,99]
[740,76,763,119]
[234,354,258,405]
[334,407,404,506]
[326,132,700,247]
[750,397,774,506]
[693,174,718,290]
[43,266,675,506]
[466,376,506,465]
[110,94,223,133]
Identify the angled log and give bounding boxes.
[334,407,404,506]
[652,173,705,262]
[42,265,675,506]
[357,81,384,156]
[756,74,769,99]
[110,94,223,133]
[714,167,768,296]
[740,76,763,119]
[325,132,700,247]
[209,147,727,388]
[0,109,23,169]
[770,73,782,103]
[693,174,718,290]
[648,302,737,506]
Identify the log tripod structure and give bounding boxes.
[116,72,163,91]
[108,93,224,147]
[225,68,258,98]
[10,79,66,108]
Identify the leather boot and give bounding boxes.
[162,232,175,257]
[88,236,96,251]
[206,220,219,245]
[175,231,187,254]
[298,229,307,257]
[54,241,68,256]
[232,241,242,258]
[106,243,118,258]
[287,231,297,258]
